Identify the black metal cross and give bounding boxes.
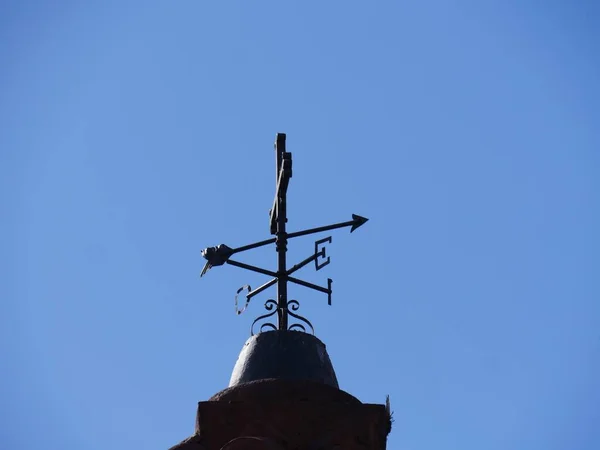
[271,133,292,330]
[200,133,368,335]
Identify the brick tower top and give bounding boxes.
[169,329,391,450]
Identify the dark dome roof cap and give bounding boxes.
[229,331,339,389]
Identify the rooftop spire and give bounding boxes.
[200,133,368,335]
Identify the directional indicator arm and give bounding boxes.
[287,214,369,239]
[288,276,333,305]
[285,251,320,276]
[231,237,277,254]
[226,259,278,278]
[200,215,368,277]
[246,278,278,301]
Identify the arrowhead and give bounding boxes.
[350,214,369,232]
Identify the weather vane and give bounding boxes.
[200,133,368,335]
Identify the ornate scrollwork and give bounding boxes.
[250,298,314,336]
[250,299,279,335]
[287,300,315,334]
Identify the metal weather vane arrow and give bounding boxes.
[200,133,368,335]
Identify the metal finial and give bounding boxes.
[200,133,368,335]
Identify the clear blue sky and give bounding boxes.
[1,1,599,449]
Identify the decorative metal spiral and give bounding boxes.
[250,299,279,335]
[250,298,315,335]
[287,300,315,334]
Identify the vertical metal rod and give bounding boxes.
[275,133,289,331]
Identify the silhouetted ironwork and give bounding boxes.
[249,299,315,336]
[200,133,368,334]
